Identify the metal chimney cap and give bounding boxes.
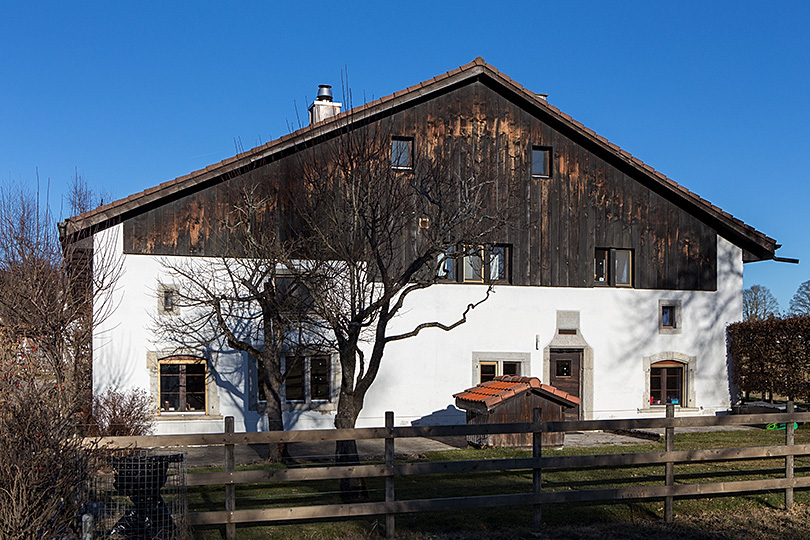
[316,85,333,102]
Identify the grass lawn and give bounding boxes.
[188,428,810,539]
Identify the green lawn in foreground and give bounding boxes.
[188,428,810,539]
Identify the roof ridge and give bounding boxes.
[60,58,777,255]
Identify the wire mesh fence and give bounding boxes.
[85,449,188,540]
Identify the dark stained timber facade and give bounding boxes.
[122,80,719,292]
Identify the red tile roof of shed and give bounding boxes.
[454,376,580,410]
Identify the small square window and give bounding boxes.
[158,284,179,315]
[555,359,572,377]
[532,146,551,178]
[391,137,413,169]
[659,300,682,334]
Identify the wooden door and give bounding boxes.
[549,350,582,420]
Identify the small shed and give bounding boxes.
[453,376,580,448]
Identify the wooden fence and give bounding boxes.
[90,405,810,539]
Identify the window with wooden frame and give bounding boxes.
[649,361,684,406]
[594,248,633,287]
[157,283,180,315]
[478,360,521,384]
[273,274,314,315]
[391,137,413,169]
[284,354,332,403]
[159,357,206,413]
[531,146,552,178]
[437,246,456,281]
[659,299,682,334]
[457,244,512,284]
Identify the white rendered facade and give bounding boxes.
[93,223,743,434]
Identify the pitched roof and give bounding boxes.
[60,57,777,261]
[454,376,580,411]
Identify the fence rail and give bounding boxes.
[89,408,810,538]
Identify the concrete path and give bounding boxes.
[182,429,674,468]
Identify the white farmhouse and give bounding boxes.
[61,59,779,434]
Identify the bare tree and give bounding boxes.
[789,280,810,316]
[0,173,118,538]
[0,175,120,408]
[292,118,519,481]
[154,178,324,460]
[743,284,780,321]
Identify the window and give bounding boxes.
[284,355,332,403]
[159,359,206,413]
[649,361,684,406]
[594,248,633,287]
[437,247,456,280]
[555,359,572,377]
[391,137,413,169]
[273,274,314,314]
[531,146,551,178]
[478,359,522,383]
[158,284,179,315]
[438,245,511,284]
[463,246,485,283]
[659,299,682,334]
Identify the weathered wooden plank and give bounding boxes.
[87,412,810,448]
[188,464,390,486]
[538,443,810,469]
[188,493,540,525]
[188,475,810,526]
[186,442,810,487]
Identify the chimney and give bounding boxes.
[308,84,342,125]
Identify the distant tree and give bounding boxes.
[789,280,810,316]
[742,284,780,321]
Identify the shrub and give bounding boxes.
[85,388,154,437]
[0,361,97,539]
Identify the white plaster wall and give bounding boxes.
[93,225,744,433]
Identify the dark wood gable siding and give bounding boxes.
[123,79,717,291]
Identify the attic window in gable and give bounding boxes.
[391,137,413,169]
[532,146,551,178]
[594,248,633,287]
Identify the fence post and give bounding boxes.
[385,411,396,538]
[786,400,795,510]
[225,416,236,540]
[664,403,674,523]
[532,407,543,532]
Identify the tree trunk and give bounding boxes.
[261,364,289,463]
[334,392,367,501]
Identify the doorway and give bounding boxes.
[549,349,582,420]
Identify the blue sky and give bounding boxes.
[2,1,808,309]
